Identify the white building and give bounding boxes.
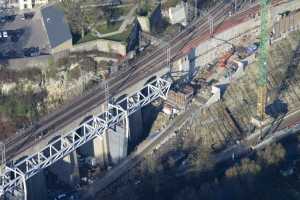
[1,0,48,10]
[167,1,187,26]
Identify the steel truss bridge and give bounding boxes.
[0,77,171,199]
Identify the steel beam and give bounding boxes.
[0,77,171,198]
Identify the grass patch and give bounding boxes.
[78,32,99,43]
[96,21,122,34]
[102,26,132,43]
[112,6,132,16]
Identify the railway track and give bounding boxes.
[4,1,231,160]
[4,0,286,161]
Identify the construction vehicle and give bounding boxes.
[236,43,259,59]
[218,47,235,68]
[256,0,269,121]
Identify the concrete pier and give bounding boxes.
[27,171,48,200]
[78,114,129,166]
[128,108,144,151]
[107,123,128,164]
[48,151,80,187]
[78,135,109,168]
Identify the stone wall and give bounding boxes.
[7,54,51,71]
[3,40,72,71]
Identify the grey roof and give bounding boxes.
[41,5,72,49]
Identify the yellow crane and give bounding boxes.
[256,0,270,121]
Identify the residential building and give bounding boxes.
[166,2,188,26]
[1,0,48,10]
[0,4,72,60]
[41,5,72,54]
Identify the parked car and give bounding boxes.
[5,50,17,58]
[23,47,40,57]
[0,17,6,23]
[237,43,258,59]
[5,15,16,22]
[24,12,34,19]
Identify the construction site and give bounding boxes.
[92,2,300,200]
[2,0,300,200]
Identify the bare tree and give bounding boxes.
[225,158,261,178]
[59,0,94,38]
[188,146,215,172]
[174,187,198,200]
[257,143,286,166]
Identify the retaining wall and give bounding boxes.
[71,39,127,56]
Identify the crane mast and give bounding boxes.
[257,0,269,121]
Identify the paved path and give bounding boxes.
[91,4,138,38]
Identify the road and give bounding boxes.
[215,108,300,163]
[82,100,300,199]
[82,104,195,199]
[4,0,285,162]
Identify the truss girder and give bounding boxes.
[0,77,170,195]
[116,78,170,115]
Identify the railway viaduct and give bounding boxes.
[2,0,298,199]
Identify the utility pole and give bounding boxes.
[208,15,214,36]
[166,45,170,69]
[104,79,109,108]
[194,0,197,19]
[0,142,5,173]
[234,0,237,13]
[155,36,170,71]
[80,66,85,94]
